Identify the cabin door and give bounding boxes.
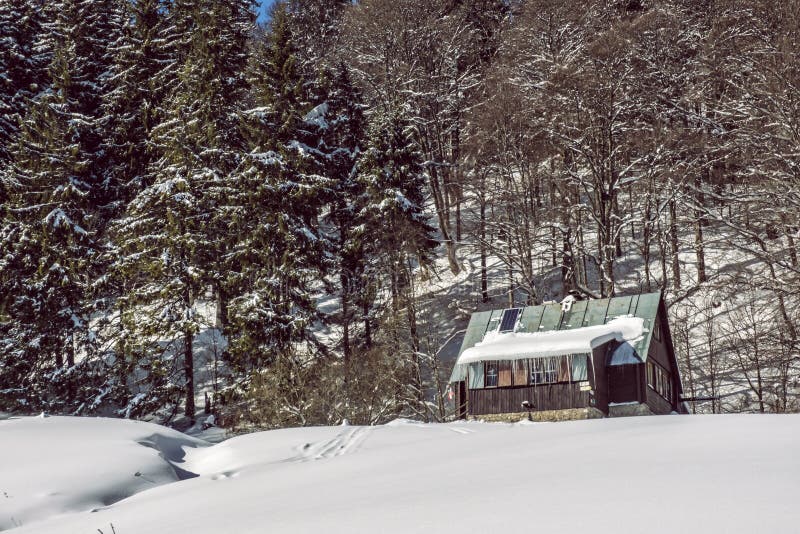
[457,381,467,419]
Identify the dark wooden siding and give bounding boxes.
[590,345,609,413]
[647,327,672,370]
[469,383,589,415]
[648,314,678,411]
[641,308,685,412]
[608,364,641,403]
[646,387,672,415]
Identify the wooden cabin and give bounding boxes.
[448,292,688,422]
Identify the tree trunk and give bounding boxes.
[507,235,514,308]
[480,198,488,303]
[614,194,623,258]
[561,226,574,293]
[783,218,797,268]
[214,281,227,330]
[577,211,587,288]
[694,174,707,283]
[428,165,459,275]
[657,213,669,290]
[66,333,75,368]
[669,199,681,290]
[55,345,64,369]
[363,299,372,349]
[695,219,707,284]
[341,271,351,386]
[184,327,195,422]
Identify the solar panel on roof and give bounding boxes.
[498,308,521,332]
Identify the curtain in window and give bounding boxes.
[498,361,513,387]
[468,362,485,389]
[571,354,589,381]
[485,362,499,387]
[558,356,571,382]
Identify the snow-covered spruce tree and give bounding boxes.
[0,0,126,413]
[0,0,48,173]
[112,0,255,423]
[356,112,437,420]
[99,0,179,419]
[219,3,332,429]
[285,0,350,67]
[103,0,173,211]
[222,2,376,426]
[310,63,368,395]
[0,0,48,352]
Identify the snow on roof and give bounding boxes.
[456,316,645,364]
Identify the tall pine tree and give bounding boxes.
[220,2,331,427]
[313,63,368,388]
[113,0,254,422]
[358,111,436,417]
[0,0,124,413]
[0,0,47,173]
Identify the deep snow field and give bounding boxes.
[1,414,797,533]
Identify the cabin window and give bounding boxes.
[653,319,662,341]
[498,361,513,387]
[544,357,558,382]
[468,362,484,389]
[646,361,656,388]
[647,361,672,402]
[571,354,588,381]
[530,359,545,384]
[513,360,528,386]
[473,354,590,389]
[485,362,499,387]
[530,357,559,384]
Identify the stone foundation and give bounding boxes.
[468,407,605,423]
[608,402,655,417]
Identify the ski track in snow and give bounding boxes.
[293,426,372,462]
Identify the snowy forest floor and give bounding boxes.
[1,414,797,534]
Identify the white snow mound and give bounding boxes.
[0,416,207,531]
[3,414,798,534]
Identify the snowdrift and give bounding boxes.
[2,414,798,533]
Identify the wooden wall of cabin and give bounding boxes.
[468,384,590,415]
[590,345,610,413]
[607,364,642,403]
[646,311,680,412]
[646,386,672,414]
[644,339,678,414]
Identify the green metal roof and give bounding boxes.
[454,291,664,366]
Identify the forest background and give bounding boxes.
[1,0,798,429]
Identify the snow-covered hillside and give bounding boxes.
[2,414,797,533]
